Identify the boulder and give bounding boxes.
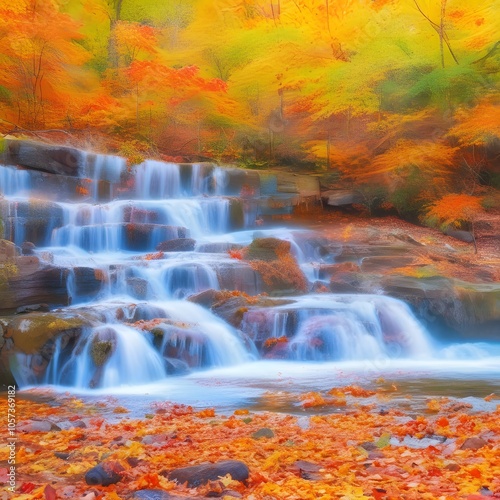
[72,267,105,300]
[242,238,308,294]
[214,262,262,295]
[321,189,363,207]
[1,199,64,246]
[126,277,150,300]
[197,242,244,253]
[168,460,249,487]
[187,289,220,309]
[21,241,36,255]
[85,461,124,486]
[445,228,475,243]
[3,311,89,354]
[124,224,187,251]
[460,437,487,450]
[90,327,118,367]
[381,276,500,341]
[156,238,196,252]
[0,256,70,314]
[2,139,85,177]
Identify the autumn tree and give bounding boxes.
[424,193,485,252]
[0,0,89,129]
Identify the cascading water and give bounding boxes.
[1,153,498,398]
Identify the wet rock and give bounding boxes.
[187,289,220,309]
[2,139,84,176]
[1,199,64,246]
[72,267,105,300]
[90,327,117,367]
[164,357,190,375]
[0,256,70,314]
[156,238,196,252]
[245,237,290,261]
[54,452,70,460]
[3,311,88,354]
[85,461,124,486]
[212,294,294,331]
[124,224,188,251]
[243,238,308,293]
[460,437,487,450]
[168,460,249,487]
[160,327,208,368]
[214,262,262,295]
[16,303,50,314]
[381,276,500,341]
[252,428,274,439]
[228,198,245,230]
[197,242,244,253]
[21,241,36,255]
[126,277,150,300]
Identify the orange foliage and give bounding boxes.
[449,99,500,145]
[425,193,484,229]
[263,336,288,348]
[227,248,244,260]
[370,140,458,178]
[143,251,164,261]
[4,395,500,499]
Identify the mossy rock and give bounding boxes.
[4,312,89,354]
[246,238,291,261]
[90,327,117,367]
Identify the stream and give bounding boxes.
[1,153,499,414]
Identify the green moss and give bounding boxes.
[91,340,114,367]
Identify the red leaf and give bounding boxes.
[20,482,37,493]
[44,484,57,500]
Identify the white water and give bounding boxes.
[1,157,499,398]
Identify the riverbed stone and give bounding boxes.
[460,437,487,450]
[168,460,249,487]
[252,427,275,439]
[85,461,124,486]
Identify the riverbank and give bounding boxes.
[1,389,499,499]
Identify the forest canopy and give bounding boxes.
[0,0,499,214]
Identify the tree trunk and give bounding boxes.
[439,0,446,68]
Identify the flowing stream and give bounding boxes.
[1,155,499,413]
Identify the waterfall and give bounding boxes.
[3,149,496,394]
[0,165,31,196]
[241,295,433,361]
